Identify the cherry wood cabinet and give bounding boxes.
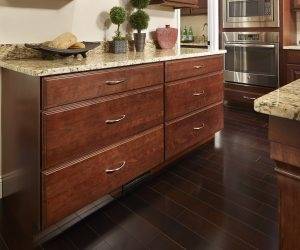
[2,54,224,237]
[285,50,300,84]
[165,104,223,159]
[165,72,223,121]
[42,86,164,169]
[42,63,164,109]
[293,0,300,10]
[150,0,199,8]
[181,0,207,16]
[42,125,164,228]
[286,64,300,83]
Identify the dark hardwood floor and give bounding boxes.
[1,107,279,250]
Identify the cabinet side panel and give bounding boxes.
[1,69,41,248]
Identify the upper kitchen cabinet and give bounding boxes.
[293,0,300,10]
[150,0,199,8]
[181,0,207,15]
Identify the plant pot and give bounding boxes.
[112,40,127,54]
[134,33,146,52]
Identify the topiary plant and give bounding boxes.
[129,9,149,33]
[110,6,126,40]
[130,0,150,9]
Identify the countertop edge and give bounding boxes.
[283,46,300,50]
[0,50,226,77]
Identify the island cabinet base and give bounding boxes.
[1,54,224,244]
[269,116,300,250]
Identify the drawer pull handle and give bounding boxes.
[105,115,126,124]
[194,123,205,130]
[105,79,126,85]
[243,96,256,101]
[194,65,205,69]
[106,161,126,174]
[193,90,205,96]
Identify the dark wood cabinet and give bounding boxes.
[224,82,275,108]
[293,0,300,10]
[2,54,224,236]
[181,0,207,15]
[286,64,300,83]
[150,0,199,8]
[285,50,300,84]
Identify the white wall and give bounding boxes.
[0,0,177,43]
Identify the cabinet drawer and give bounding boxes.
[42,63,164,109]
[166,72,223,121]
[42,126,164,228]
[42,85,164,169]
[165,104,223,159]
[224,89,261,104]
[165,55,223,82]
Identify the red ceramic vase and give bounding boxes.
[156,25,178,49]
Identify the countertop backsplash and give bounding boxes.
[0,40,158,60]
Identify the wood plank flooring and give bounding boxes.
[2,107,279,249]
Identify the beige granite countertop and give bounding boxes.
[283,45,300,50]
[254,79,300,121]
[0,48,226,77]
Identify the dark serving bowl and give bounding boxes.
[25,42,100,58]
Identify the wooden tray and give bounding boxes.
[25,42,100,58]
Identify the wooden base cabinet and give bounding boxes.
[2,54,224,240]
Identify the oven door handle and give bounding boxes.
[225,43,276,49]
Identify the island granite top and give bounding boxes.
[0,48,226,77]
[254,79,300,121]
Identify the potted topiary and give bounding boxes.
[110,6,127,53]
[129,0,150,52]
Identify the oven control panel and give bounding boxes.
[237,34,260,41]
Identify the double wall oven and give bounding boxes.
[223,0,279,28]
[223,32,279,88]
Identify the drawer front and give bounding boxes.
[166,72,223,121]
[42,63,164,109]
[42,85,164,169]
[224,89,261,105]
[42,126,164,228]
[165,55,223,82]
[165,104,223,159]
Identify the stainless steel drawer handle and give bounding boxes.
[106,161,126,174]
[105,79,126,85]
[243,96,256,101]
[194,65,205,69]
[105,115,126,124]
[194,123,205,130]
[193,90,205,96]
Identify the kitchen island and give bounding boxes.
[254,80,300,250]
[0,47,226,245]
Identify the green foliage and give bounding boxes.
[110,7,126,25]
[130,0,150,9]
[110,6,126,40]
[129,9,149,32]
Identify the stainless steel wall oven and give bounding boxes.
[223,0,279,28]
[223,32,279,88]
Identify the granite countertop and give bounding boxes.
[283,45,300,50]
[254,79,300,121]
[0,48,226,77]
